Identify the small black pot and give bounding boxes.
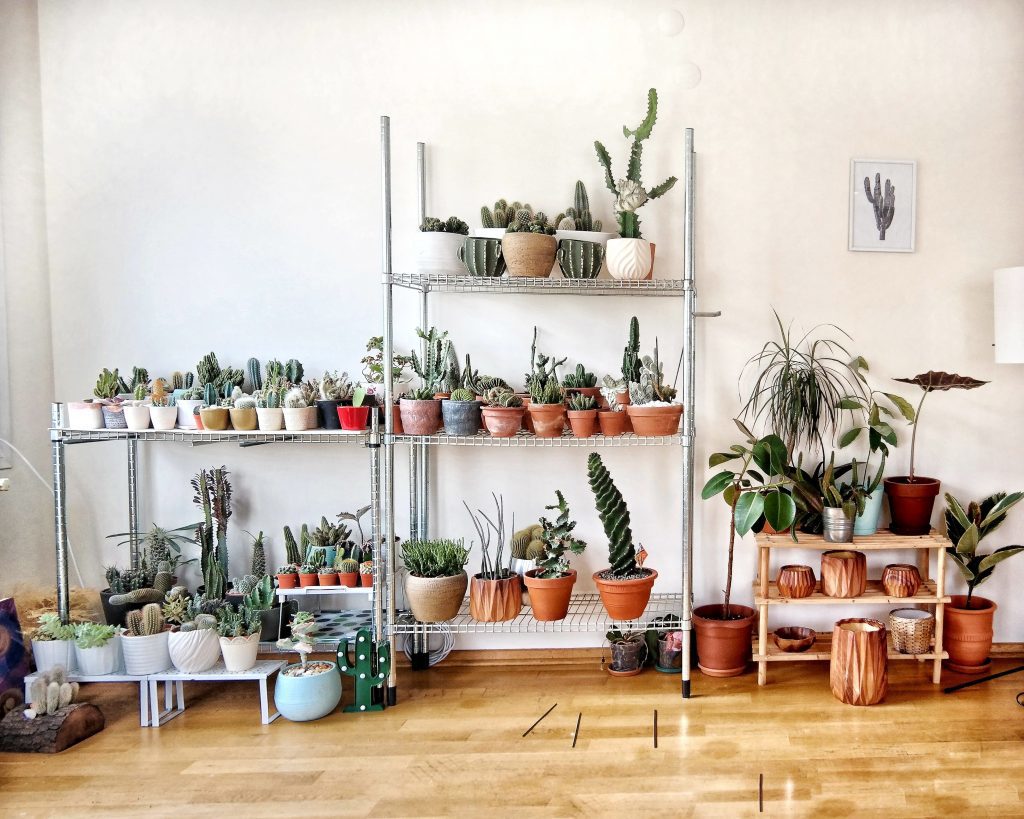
[99,588,143,627]
[258,600,298,642]
[441,399,482,436]
[316,399,342,430]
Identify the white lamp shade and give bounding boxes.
[994,266,1024,363]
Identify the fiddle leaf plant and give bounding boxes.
[944,491,1024,608]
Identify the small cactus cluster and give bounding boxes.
[93,367,122,400]
[26,667,78,718]
[108,561,174,606]
[420,215,469,235]
[505,209,555,235]
[510,523,545,561]
[216,604,262,639]
[628,339,677,405]
[480,200,532,229]
[553,181,603,231]
[411,326,456,397]
[162,588,217,632]
[483,388,523,408]
[129,366,150,392]
[125,602,165,636]
[319,370,354,402]
[243,574,275,610]
[563,363,597,389]
[530,378,565,405]
[568,393,598,411]
[105,565,152,595]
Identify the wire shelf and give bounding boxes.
[387,593,684,635]
[52,428,371,445]
[391,430,688,447]
[388,273,686,296]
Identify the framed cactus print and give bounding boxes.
[849,159,916,252]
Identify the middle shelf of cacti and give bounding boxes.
[388,273,686,296]
[391,431,688,447]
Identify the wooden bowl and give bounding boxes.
[772,626,816,653]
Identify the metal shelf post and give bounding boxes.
[50,402,71,623]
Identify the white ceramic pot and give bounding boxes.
[121,630,171,675]
[168,628,222,673]
[606,237,652,280]
[31,639,76,674]
[473,227,506,240]
[66,402,104,430]
[256,407,284,431]
[74,640,119,675]
[149,406,178,430]
[122,405,151,431]
[219,633,260,672]
[283,407,312,431]
[416,232,466,276]
[176,399,203,429]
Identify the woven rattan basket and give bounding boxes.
[405,572,468,623]
[889,608,935,654]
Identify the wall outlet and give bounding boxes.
[0,478,10,491]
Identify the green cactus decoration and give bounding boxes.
[459,237,506,277]
[337,628,390,713]
[284,359,304,384]
[586,453,639,577]
[863,172,896,240]
[594,88,677,239]
[622,316,641,384]
[203,382,217,406]
[184,371,194,388]
[246,358,263,392]
[283,525,301,565]
[93,368,122,400]
[250,531,266,577]
[563,363,598,389]
[125,602,165,636]
[486,389,523,408]
[557,239,604,280]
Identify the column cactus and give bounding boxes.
[125,602,165,636]
[863,172,895,240]
[283,525,301,565]
[622,316,641,384]
[337,628,390,712]
[586,453,638,577]
[246,357,263,392]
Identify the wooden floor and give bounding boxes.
[1,654,1023,818]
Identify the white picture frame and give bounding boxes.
[849,159,916,252]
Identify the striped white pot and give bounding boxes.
[220,633,260,672]
[31,639,76,674]
[121,631,171,675]
[605,238,652,280]
[168,628,221,673]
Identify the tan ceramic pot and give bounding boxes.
[229,407,258,431]
[502,233,556,278]
[199,407,230,431]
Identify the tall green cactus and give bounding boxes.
[192,467,232,583]
[171,371,184,390]
[250,531,266,577]
[125,603,164,636]
[203,382,217,406]
[337,628,390,713]
[203,552,226,600]
[197,352,221,386]
[622,316,641,384]
[586,453,638,577]
[184,371,194,388]
[283,525,301,565]
[246,358,263,392]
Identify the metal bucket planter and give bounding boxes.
[822,507,855,543]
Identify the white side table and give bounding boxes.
[146,660,286,727]
[23,672,153,727]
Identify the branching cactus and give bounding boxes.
[197,352,222,386]
[191,466,232,579]
[863,172,895,240]
[586,453,639,577]
[243,575,274,611]
[563,363,597,389]
[203,552,226,601]
[568,393,597,411]
[93,368,122,400]
[411,326,453,395]
[125,602,165,636]
[622,316,641,384]
[246,357,263,392]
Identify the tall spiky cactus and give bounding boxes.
[192,467,232,584]
[246,358,263,392]
[283,525,301,565]
[203,382,217,407]
[171,371,184,391]
[251,531,266,577]
[622,316,641,384]
[184,371,194,388]
[586,453,638,578]
[863,173,895,240]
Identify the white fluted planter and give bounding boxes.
[168,628,222,673]
[219,633,260,672]
[74,640,119,675]
[121,631,171,675]
[31,639,76,674]
[606,238,652,280]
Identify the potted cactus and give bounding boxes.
[199,382,232,431]
[503,210,557,278]
[478,199,532,239]
[93,367,127,429]
[562,363,601,403]
[359,561,374,588]
[466,495,522,622]
[282,386,313,431]
[176,385,204,429]
[586,453,657,620]
[597,380,628,437]
[317,370,353,430]
[317,565,340,587]
[297,562,319,587]
[566,393,599,438]
[417,215,470,276]
[274,612,342,722]
[441,388,482,436]
[595,89,677,280]
[400,327,451,435]
[148,381,178,430]
[401,538,471,622]
[162,589,222,673]
[255,381,285,431]
[276,564,299,589]
[554,181,616,279]
[523,491,587,621]
[122,383,152,430]
[73,622,120,676]
[625,340,683,436]
[529,379,566,438]
[30,613,77,675]
[227,388,258,431]
[338,385,371,431]
[335,556,359,587]
[480,388,524,438]
[120,603,172,674]
[217,604,263,672]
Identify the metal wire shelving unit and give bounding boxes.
[377,117,715,702]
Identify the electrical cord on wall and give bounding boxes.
[0,436,86,588]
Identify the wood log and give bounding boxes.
[469,575,522,622]
[820,550,867,597]
[830,618,888,706]
[0,703,104,753]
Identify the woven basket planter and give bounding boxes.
[889,608,935,654]
[405,572,468,623]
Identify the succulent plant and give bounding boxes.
[628,339,677,405]
[556,181,603,231]
[133,383,148,401]
[362,336,413,385]
[276,564,298,576]
[246,358,263,392]
[266,359,283,381]
[283,525,303,566]
[420,215,469,234]
[337,558,359,574]
[464,493,513,581]
[568,393,597,411]
[125,602,165,636]
[411,326,454,396]
[203,382,218,407]
[243,574,275,611]
[480,200,532,229]
[563,363,597,389]
[216,604,262,639]
[530,378,565,405]
[484,388,522,408]
[249,530,266,577]
[31,613,76,642]
[505,210,555,235]
[93,368,122,400]
[73,622,117,650]
[319,370,354,402]
[533,491,588,578]
[197,352,222,386]
[284,359,304,384]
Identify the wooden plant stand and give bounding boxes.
[754,530,950,686]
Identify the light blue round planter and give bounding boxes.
[854,488,884,535]
[274,661,342,722]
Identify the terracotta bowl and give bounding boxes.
[772,626,816,653]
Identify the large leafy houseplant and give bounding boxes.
[944,491,1024,608]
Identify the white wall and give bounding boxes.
[5,0,1023,642]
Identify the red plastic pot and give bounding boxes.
[337,405,371,431]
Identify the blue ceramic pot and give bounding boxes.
[854,488,884,535]
[274,661,342,722]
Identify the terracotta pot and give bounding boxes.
[592,568,657,621]
[523,569,576,621]
[193,411,204,430]
[469,574,522,621]
[228,407,258,431]
[776,565,816,599]
[277,572,298,589]
[199,407,230,431]
[625,404,683,436]
[692,604,756,677]
[301,406,319,429]
[830,618,887,706]
[399,398,442,435]
[405,572,468,622]
[943,595,996,674]
[567,409,598,438]
[820,550,867,597]
[597,410,627,437]
[520,397,534,431]
[884,476,940,535]
[502,232,556,278]
[338,572,359,588]
[298,572,319,587]
[528,403,566,438]
[481,405,525,438]
[615,390,633,432]
[317,572,339,587]
[360,572,373,587]
[388,404,404,434]
[881,563,922,598]
[338,405,370,431]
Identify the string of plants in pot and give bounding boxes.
[884,371,988,535]
[942,490,1024,674]
[466,494,522,622]
[699,427,796,676]
[275,612,342,722]
[586,453,657,620]
[522,491,587,621]
[401,538,471,623]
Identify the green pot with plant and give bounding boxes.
[503,210,557,278]
[522,491,587,621]
[595,89,677,280]
[401,538,471,622]
[417,216,469,276]
[699,427,796,676]
[587,453,657,620]
[466,495,522,622]
[884,372,988,535]
[942,491,1024,673]
[73,622,120,675]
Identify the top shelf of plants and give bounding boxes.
[388,273,686,297]
[52,426,370,445]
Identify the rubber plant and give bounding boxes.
[944,491,1024,608]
